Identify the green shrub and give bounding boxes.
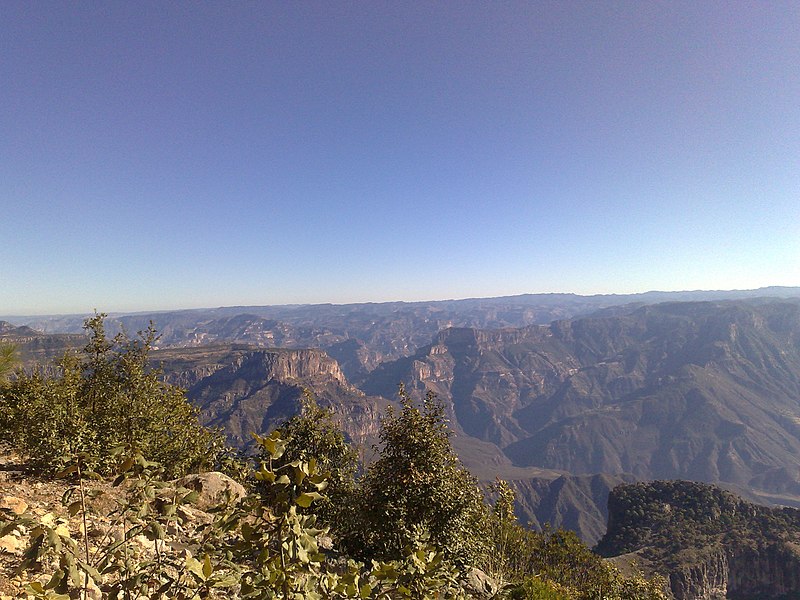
[484,482,668,599]
[0,342,17,381]
[266,391,358,542]
[0,313,224,477]
[510,577,572,600]
[349,385,490,567]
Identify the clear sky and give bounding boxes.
[2,1,799,315]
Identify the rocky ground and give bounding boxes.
[0,448,246,599]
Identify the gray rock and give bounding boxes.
[464,567,499,599]
[173,472,246,510]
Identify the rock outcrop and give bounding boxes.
[174,472,247,510]
[596,480,800,599]
[155,345,388,450]
[664,544,800,599]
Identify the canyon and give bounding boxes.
[5,289,800,598]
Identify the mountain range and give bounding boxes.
[4,286,800,548]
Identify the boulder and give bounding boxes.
[173,472,246,510]
[464,567,500,599]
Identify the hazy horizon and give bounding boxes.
[2,284,800,319]
[3,3,798,314]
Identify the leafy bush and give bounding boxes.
[485,483,668,600]
[509,577,571,600]
[265,390,358,538]
[0,313,225,477]
[348,385,490,567]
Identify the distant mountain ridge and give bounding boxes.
[6,287,799,384]
[7,285,800,335]
[365,299,800,496]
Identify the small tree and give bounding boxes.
[350,385,490,567]
[484,478,525,582]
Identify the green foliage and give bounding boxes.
[350,385,490,567]
[267,390,358,537]
[484,483,667,600]
[0,342,20,436]
[0,342,18,381]
[0,313,225,477]
[507,572,666,600]
[597,479,800,576]
[483,478,527,582]
[222,430,468,599]
[518,528,666,599]
[509,577,571,600]
[222,429,340,598]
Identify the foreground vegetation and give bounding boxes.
[0,316,666,599]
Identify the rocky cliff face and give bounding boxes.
[667,550,729,600]
[155,345,386,450]
[220,348,347,385]
[666,546,800,600]
[726,546,800,599]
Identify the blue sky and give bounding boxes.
[2,2,798,315]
